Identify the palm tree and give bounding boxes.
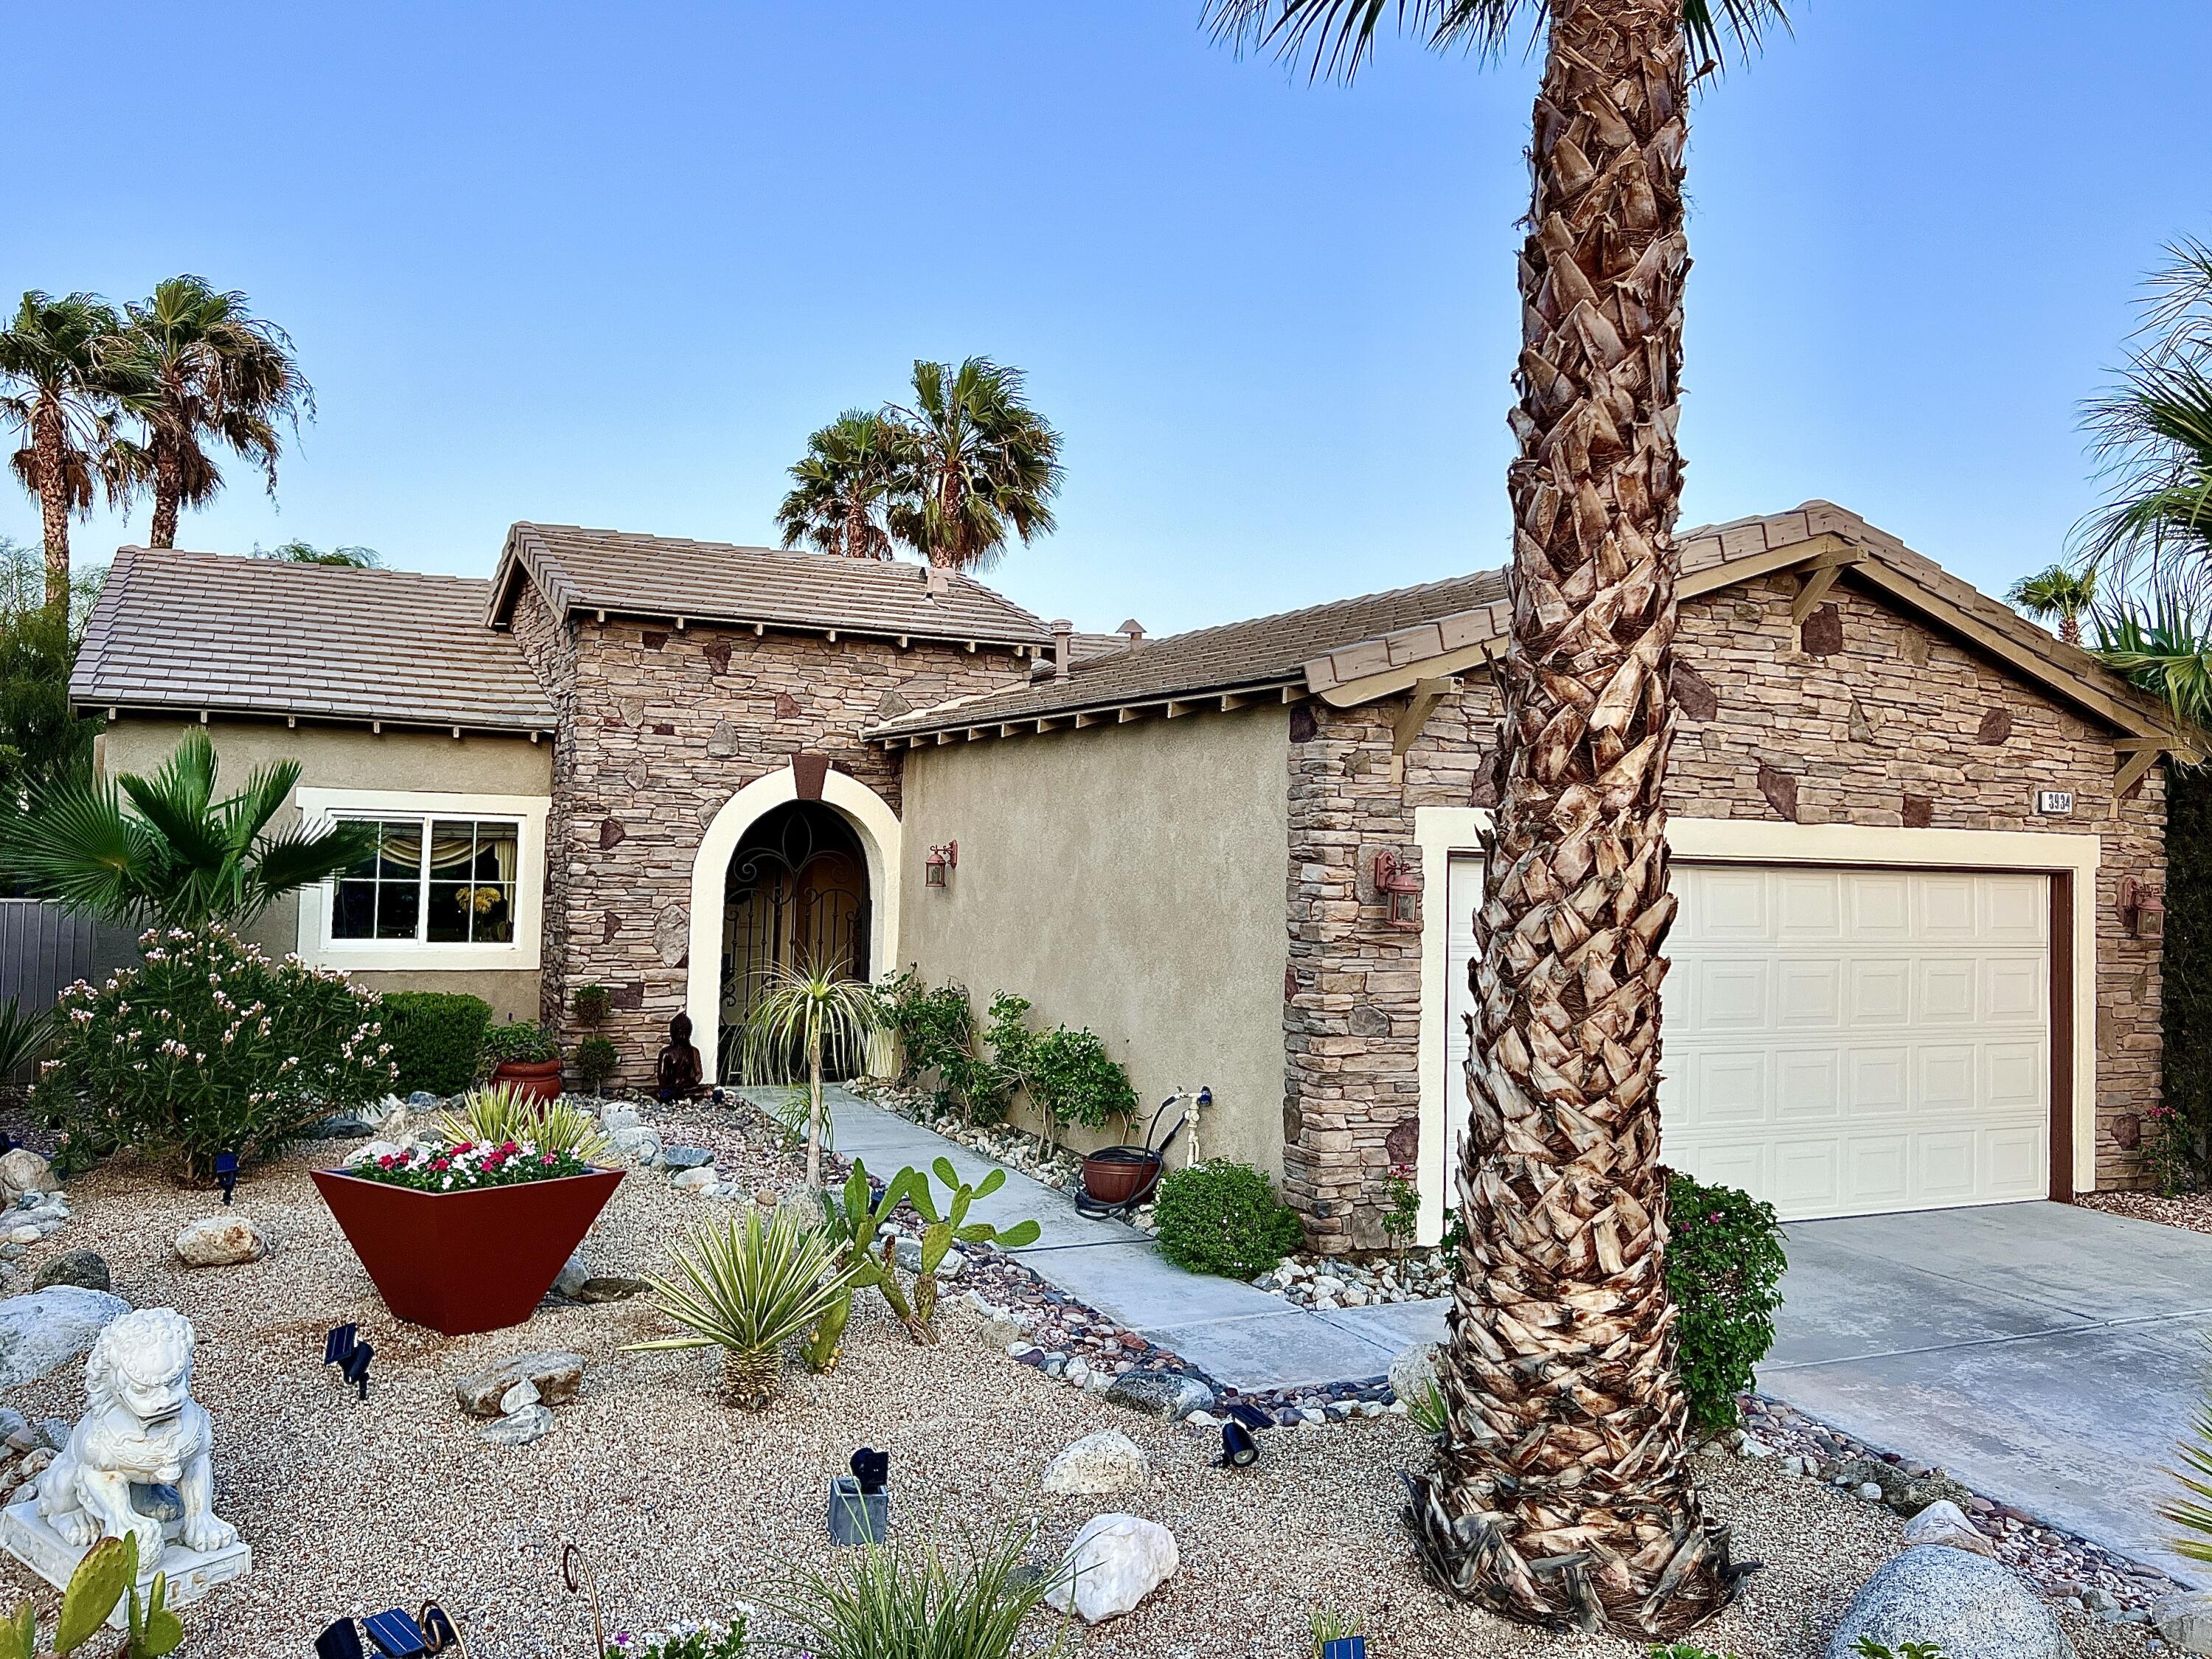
[2008,564,2098,645]
[123,276,313,549]
[0,293,143,613]
[886,358,1063,571]
[775,410,911,560]
[1,727,375,930]
[1206,0,1784,1636]
[741,958,881,1195]
[257,538,381,568]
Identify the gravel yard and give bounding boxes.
[2079,1189,2212,1237]
[0,1114,2153,1659]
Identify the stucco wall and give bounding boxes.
[898,708,1292,1178]
[95,716,552,1020]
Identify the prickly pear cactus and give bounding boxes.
[0,1600,35,1659]
[128,1571,184,1658]
[54,1534,133,1655]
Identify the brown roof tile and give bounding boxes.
[73,547,558,731]
[489,523,1051,647]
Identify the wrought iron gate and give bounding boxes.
[719,805,869,1076]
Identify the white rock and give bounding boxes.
[0,1287,131,1390]
[1855,1481,1885,1501]
[1902,1500,1998,1560]
[2153,1590,2212,1655]
[602,1106,643,1133]
[1045,1514,1179,1623]
[173,1216,270,1267]
[671,1166,717,1192]
[479,1403,554,1447]
[498,1380,541,1415]
[1082,1368,1114,1396]
[6,1228,38,1248]
[1388,1341,1439,1406]
[1739,1435,1775,1458]
[344,1140,405,1168]
[0,1150,53,1197]
[1826,1545,2075,1659]
[1040,1430,1150,1495]
[608,1125,662,1166]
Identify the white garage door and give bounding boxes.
[1441,857,2051,1221]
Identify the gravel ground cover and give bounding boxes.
[0,1108,2154,1659]
[2079,1189,2212,1237]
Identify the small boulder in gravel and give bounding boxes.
[609,1125,662,1166]
[406,1091,440,1109]
[672,1166,718,1192]
[310,1112,380,1139]
[1825,1545,2075,1659]
[32,1250,110,1294]
[1832,1455,1975,1518]
[661,1146,714,1170]
[0,1150,52,1198]
[174,1216,270,1267]
[0,1287,130,1390]
[456,1352,588,1416]
[1902,1498,1997,1559]
[1045,1513,1178,1623]
[344,1141,406,1168]
[1388,1341,1438,1405]
[601,1106,643,1133]
[2152,1590,2212,1654]
[1040,1430,1150,1495]
[576,1277,650,1304]
[498,1380,541,1415]
[1102,1369,1214,1421]
[479,1403,554,1447]
[554,1250,592,1299]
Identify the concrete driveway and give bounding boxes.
[1759,1201,2212,1584]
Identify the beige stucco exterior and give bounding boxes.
[897,707,1292,1178]
[95,716,552,1020]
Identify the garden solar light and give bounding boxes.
[852,1446,889,1492]
[324,1323,357,1366]
[342,1340,375,1399]
[364,1607,429,1657]
[316,1618,366,1659]
[215,1150,239,1204]
[1217,1421,1260,1469]
[1321,1639,1367,1659]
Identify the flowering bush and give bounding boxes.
[36,925,394,1183]
[345,1137,597,1192]
[1664,1172,1787,1434]
[602,1615,746,1659]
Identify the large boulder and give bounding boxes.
[174,1216,270,1267]
[1041,1430,1150,1496]
[1388,1342,1439,1405]
[32,1250,110,1294]
[0,1149,52,1197]
[2152,1590,2212,1655]
[1045,1513,1178,1624]
[0,1287,130,1390]
[455,1352,588,1417]
[1825,1545,2074,1659]
[1103,1370,1214,1421]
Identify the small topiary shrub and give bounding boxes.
[37,925,394,1182]
[1664,1171,1787,1434]
[1154,1158,1307,1279]
[574,1034,619,1094]
[572,982,611,1026]
[380,990,492,1096]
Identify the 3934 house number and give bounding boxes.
[2035,789,2075,816]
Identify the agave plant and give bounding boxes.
[437,1082,610,1164]
[627,1208,854,1409]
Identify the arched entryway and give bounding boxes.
[718,801,871,1077]
[684,764,902,1085]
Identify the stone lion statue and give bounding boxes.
[35,1307,237,1571]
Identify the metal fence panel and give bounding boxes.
[0,901,139,1014]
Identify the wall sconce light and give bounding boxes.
[2122,875,2166,939]
[1372,850,1420,931]
[925,841,958,889]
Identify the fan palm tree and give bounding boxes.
[742,958,881,1195]
[123,276,313,549]
[886,358,1062,571]
[2008,565,2098,645]
[0,293,144,613]
[257,538,381,568]
[1,728,375,930]
[776,410,911,560]
[1206,0,1784,1636]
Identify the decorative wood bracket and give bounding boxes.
[1391,677,1461,783]
[1789,544,1867,624]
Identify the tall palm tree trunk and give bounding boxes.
[150,434,183,549]
[2059,611,2081,647]
[32,404,71,615]
[1402,0,1744,1638]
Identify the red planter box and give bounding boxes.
[310,1167,624,1336]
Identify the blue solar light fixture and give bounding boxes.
[1320,1639,1367,1659]
[829,1446,891,1544]
[215,1151,239,1205]
[324,1324,375,1399]
[319,1600,471,1657]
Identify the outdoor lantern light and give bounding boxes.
[215,1152,240,1206]
[2123,875,2167,939]
[830,1446,891,1544]
[924,840,958,888]
[1372,850,1420,931]
[1217,1420,1260,1468]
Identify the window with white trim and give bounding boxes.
[331,815,522,945]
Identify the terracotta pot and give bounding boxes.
[1080,1150,1161,1208]
[310,1167,623,1335]
[493,1057,564,1103]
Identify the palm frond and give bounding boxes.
[2093,598,2212,735]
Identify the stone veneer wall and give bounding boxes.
[507,586,1028,1076]
[1281,571,2166,1251]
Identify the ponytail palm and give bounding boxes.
[3,728,375,929]
[1207,0,1786,1637]
[742,959,881,1194]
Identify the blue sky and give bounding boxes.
[8,0,2208,636]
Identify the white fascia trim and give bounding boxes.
[1411,809,2103,1242]
[295,787,550,973]
[685,766,903,1085]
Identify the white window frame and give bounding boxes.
[296,787,548,972]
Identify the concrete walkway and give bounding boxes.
[1759,1200,2212,1585]
[811,1088,1447,1391]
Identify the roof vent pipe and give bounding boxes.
[923,566,952,599]
[1116,619,1146,652]
[1051,619,1074,678]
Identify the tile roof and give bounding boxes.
[869,568,1509,737]
[73,547,559,732]
[488,523,1051,647]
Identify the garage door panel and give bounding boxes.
[1658,865,2049,1220]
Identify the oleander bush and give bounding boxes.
[37,925,394,1183]
[1664,1172,1787,1434]
[1154,1158,1307,1279]
[2160,763,2212,1189]
[380,990,492,1096]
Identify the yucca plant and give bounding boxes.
[437,1082,611,1164]
[767,1523,1067,1659]
[627,1208,854,1408]
[742,958,881,1195]
[2167,1382,2212,1563]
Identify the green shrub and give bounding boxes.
[1664,1172,1787,1434]
[574,1035,619,1093]
[1028,1024,1136,1139]
[877,972,981,1118]
[573,982,611,1026]
[1154,1158,1307,1279]
[479,1018,559,1077]
[2162,762,2212,1189]
[379,991,491,1096]
[37,925,394,1182]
